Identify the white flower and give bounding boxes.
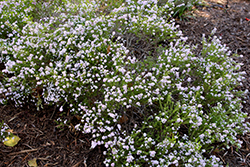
[2,50,8,54]
[91,140,98,149]
[127,155,134,163]
[151,160,159,165]
[211,27,217,35]
[59,106,63,112]
[149,150,156,157]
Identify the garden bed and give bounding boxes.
[1,0,250,166]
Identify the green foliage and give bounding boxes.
[158,0,200,18]
[173,0,200,18]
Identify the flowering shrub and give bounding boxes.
[0,0,75,39]
[0,0,34,39]
[0,0,249,166]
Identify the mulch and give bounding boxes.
[1,0,250,166]
[0,104,106,167]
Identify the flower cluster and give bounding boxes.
[0,0,249,166]
[0,121,11,142]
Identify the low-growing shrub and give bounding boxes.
[0,0,249,166]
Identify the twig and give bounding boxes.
[241,136,250,148]
[236,36,245,43]
[50,105,57,120]
[44,162,59,166]
[37,157,50,161]
[22,143,34,149]
[209,146,215,155]
[234,151,242,158]
[79,139,86,143]
[21,153,30,162]
[72,160,83,167]
[218,154,226,164]
[83,157,88,167]
[8,110,22,122]
[9,148,38,156]
[7,157,16,167]
[231,146,234,154]
[223,151,228,157]
[0,105,6,114]
[245,153,250,162]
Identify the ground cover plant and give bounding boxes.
[0,0,249,166]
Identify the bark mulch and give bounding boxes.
[0,104,106,167]
[1,0,250,166]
